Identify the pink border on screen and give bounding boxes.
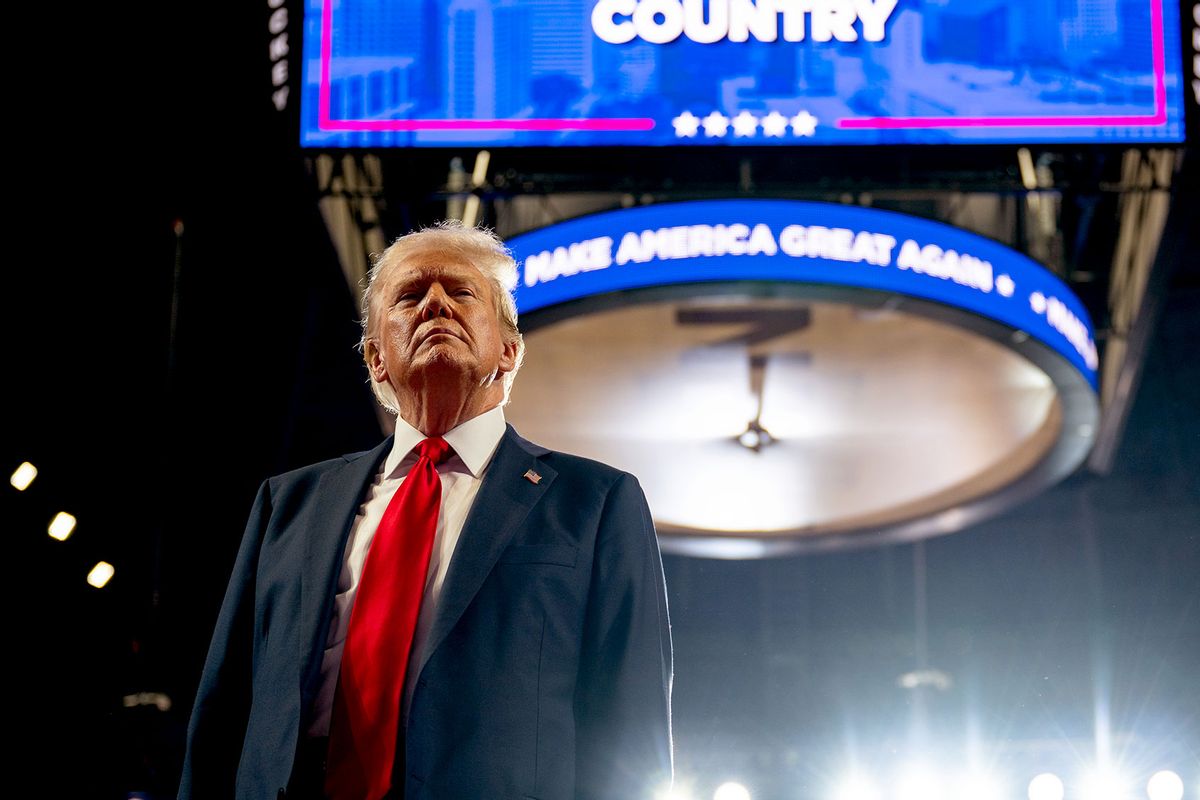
[836,0,1168,131]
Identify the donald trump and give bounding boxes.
[180,220,673,800]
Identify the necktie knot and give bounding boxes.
[416,436,451,465]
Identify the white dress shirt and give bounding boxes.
[306,405,508,737]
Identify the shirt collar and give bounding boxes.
[383,405,507,479]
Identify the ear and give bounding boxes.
[497,337,519,376]
[364,338,388,383]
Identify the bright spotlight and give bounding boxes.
[87,561,114,589]
[831,774,882,800]
[954,771,1004,800]
[1080,766,1133,800]
[654,780,695,800]
[49,511,77,541]
[657,786,696,800]
[1028,773,1064,800]
[1147,771,1184,800]
[10,461,37,490]
[897,764,943,800]
[713,782,751,800]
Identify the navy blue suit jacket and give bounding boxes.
[179,425,673,800]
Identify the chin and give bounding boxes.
[412,350,473,377]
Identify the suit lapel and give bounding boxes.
[298,436,393,702]
[415,426,558,679]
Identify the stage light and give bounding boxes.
[1146,771,1184,800]
[88,561,114,588]
[713,782,751,800]
[10,461,37,490]
[657,782,696,800]
[896,668,953,691]
[655,779,696,800]
[736,421,775,452]
[953,771,1005,800]
[658,791,693,800]
[1080,765,1133,800]
[831,774,882,800]
[49,511,77,541]
[122,691,173,711]
[656,788,694,800]
[1028,773,1064,800]
[896,763,943,800]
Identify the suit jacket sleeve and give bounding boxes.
[574,472,673,800]
[178,478,273,799]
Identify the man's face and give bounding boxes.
[366,247,518,400]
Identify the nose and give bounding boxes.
[419,283,453,320]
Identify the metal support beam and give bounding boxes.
[313,153,388,302]
[1087,150,1190,473]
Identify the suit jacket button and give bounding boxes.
[277,790,287,800]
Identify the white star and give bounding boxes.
[1029,291,1047,314]
[672,110,700,138]
[996,274,1015,297]
[761,110,788,137]
[732,110,759,137]
[790,110,819,137]
[702,111,730,138]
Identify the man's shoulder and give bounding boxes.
[265,438,391,491]
[506,425,634,489]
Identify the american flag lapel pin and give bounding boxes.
[523,469,542,485]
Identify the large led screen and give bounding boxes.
[300,0,1186,147]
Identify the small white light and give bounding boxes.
[654,779,696,800]
[1080,766,1133,800]
[1146,771,1184,800]
[88,561,115,588]
[955,771,1004,800]
[736,422,774,452]
[897,668,953,691]
[738,429,761,449]
[10,461,37,491]
[656,789,694,800]
[49,511,77,541]
[897,764,943,800]
[122,692,173,712]
[1028,773,1064,800]
[713,782,751,800]
[831,774,881,800]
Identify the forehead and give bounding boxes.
[379,246,491,289]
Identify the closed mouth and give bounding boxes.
[419,328,463,344]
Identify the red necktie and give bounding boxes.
[325,436,452,800]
